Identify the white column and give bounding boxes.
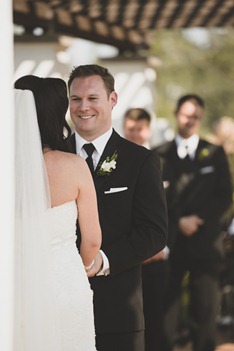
[0,1,14,350]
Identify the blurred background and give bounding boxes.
[12,0,234,147]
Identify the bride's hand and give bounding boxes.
[86,252,103,277]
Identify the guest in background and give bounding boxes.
[212,116,234,235]
[154,94,233,351]
[211,116,234,338]
[123,107,169,351]
[123,108,152,148]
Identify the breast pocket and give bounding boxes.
[199,165,215,175]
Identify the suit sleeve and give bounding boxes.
[167,146,233,242]
[104,151,168,276]
[196,146,233,227]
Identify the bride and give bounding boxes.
[14,75,101,350]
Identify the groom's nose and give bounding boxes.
[79,99,90,111]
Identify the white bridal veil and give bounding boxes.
[14,89,62,351]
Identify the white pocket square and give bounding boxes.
[200,166,215,174]
[104,187,128,194]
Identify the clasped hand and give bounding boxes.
[179,215,204,236]
[86,251,103,277]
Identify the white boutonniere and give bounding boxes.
[97,151,118,176]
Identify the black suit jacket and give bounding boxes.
[154,138,233,261]
[69,130,168,333]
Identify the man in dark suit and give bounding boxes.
[154,94,233,351]
[123,107,170,351]
[67,64,168,351]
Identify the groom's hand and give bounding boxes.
[87,252,103,277]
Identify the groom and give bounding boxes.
[68,64,168,351]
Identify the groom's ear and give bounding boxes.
[110,91,118,109]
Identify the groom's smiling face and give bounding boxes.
[69,75,117,141]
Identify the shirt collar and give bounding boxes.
[75,128,113,157]
[175,134,199,148]
[175,133,199,159]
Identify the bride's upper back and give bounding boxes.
[44,150,87,208]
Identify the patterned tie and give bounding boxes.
[83,143,95,173]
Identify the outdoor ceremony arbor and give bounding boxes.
[12,0,234,138]
[13,0,234,54]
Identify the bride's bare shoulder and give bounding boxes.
[44,150,91,204]
[44,150,87,173]
[58,150,83,162]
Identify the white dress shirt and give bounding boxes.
[75,128,113,170]
[175,133,199,160]
[74,128,113,276]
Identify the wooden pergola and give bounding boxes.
[13,0,234,52]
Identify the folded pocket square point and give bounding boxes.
[104,187,128,194]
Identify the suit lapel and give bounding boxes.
[68,130,120,193]
[93,130,120,193]
[194,139,208,163]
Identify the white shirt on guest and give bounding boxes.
[175,133,199,160]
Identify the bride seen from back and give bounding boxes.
[14,75,101,351]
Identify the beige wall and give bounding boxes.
[14,39,71,82]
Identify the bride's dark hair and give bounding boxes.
[14,75,71,152]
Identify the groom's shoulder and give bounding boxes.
[117,133,150,156]
[114,133,162,168]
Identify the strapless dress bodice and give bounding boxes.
[47,200,78,245]
[16,200,97,351]
[46,199,96,350]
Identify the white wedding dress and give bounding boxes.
[47,200,97,351]
[14,89,97,350]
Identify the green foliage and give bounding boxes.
[148,29,234,135]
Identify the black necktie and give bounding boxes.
[83,143,95,173]
[185,144,190,158]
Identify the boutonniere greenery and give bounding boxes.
[198,147,210,161]
[97,151,118,176]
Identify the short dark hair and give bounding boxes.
[175,94,205,113]
[14,75,70,152]
[123,108,151,124]
[68,64,115,96]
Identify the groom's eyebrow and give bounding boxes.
[69,93,99,98]
[69,94,80,99]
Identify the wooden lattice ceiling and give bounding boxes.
[13,0,234,52]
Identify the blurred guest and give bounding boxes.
[212,116,234,232]
[212,116,234,155]
[154,95,233,351]
[123,107,169,351]
[123,108,152,148]
[212,117,234,335]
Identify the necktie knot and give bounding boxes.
[83,143,95,157]
[83,143,95,174]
